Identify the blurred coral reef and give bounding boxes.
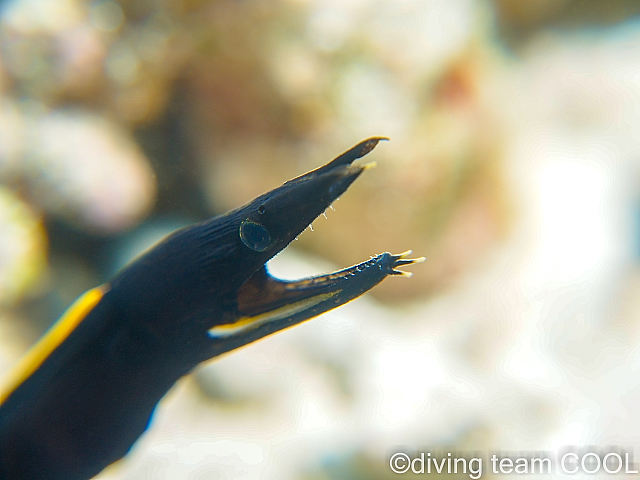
[0,0,639,479]
[184,0,508,301]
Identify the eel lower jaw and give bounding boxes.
[207,251,425,339]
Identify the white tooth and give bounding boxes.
[309,224,314,232]
[329,205,335,211]
[396,270,413,277]
[322,212,327,219]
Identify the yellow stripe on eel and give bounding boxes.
[0,285,109,404]
[208,291,339,338]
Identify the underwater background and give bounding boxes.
[1,0,640,478]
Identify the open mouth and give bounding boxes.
[208,138,425,341]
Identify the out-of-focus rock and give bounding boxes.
[0,103,157,233]
[23,110,157,232]
[0,311,38,376]
[0,99,27,179]
[0,0,106,103]
[0,0,191,125]
[0,187,47,304]
[493,0,570,29]
[492,0,640,46]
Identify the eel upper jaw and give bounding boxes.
[235,137,389,266]
[284,136,388,185]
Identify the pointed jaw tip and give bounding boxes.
[357,137,389,159]
[388,251,427,276]
[325,137,389,170]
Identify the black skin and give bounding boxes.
[0,138,422,480]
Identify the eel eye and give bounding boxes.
[240,219,272,251]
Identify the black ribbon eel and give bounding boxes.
[0,138,424,479]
